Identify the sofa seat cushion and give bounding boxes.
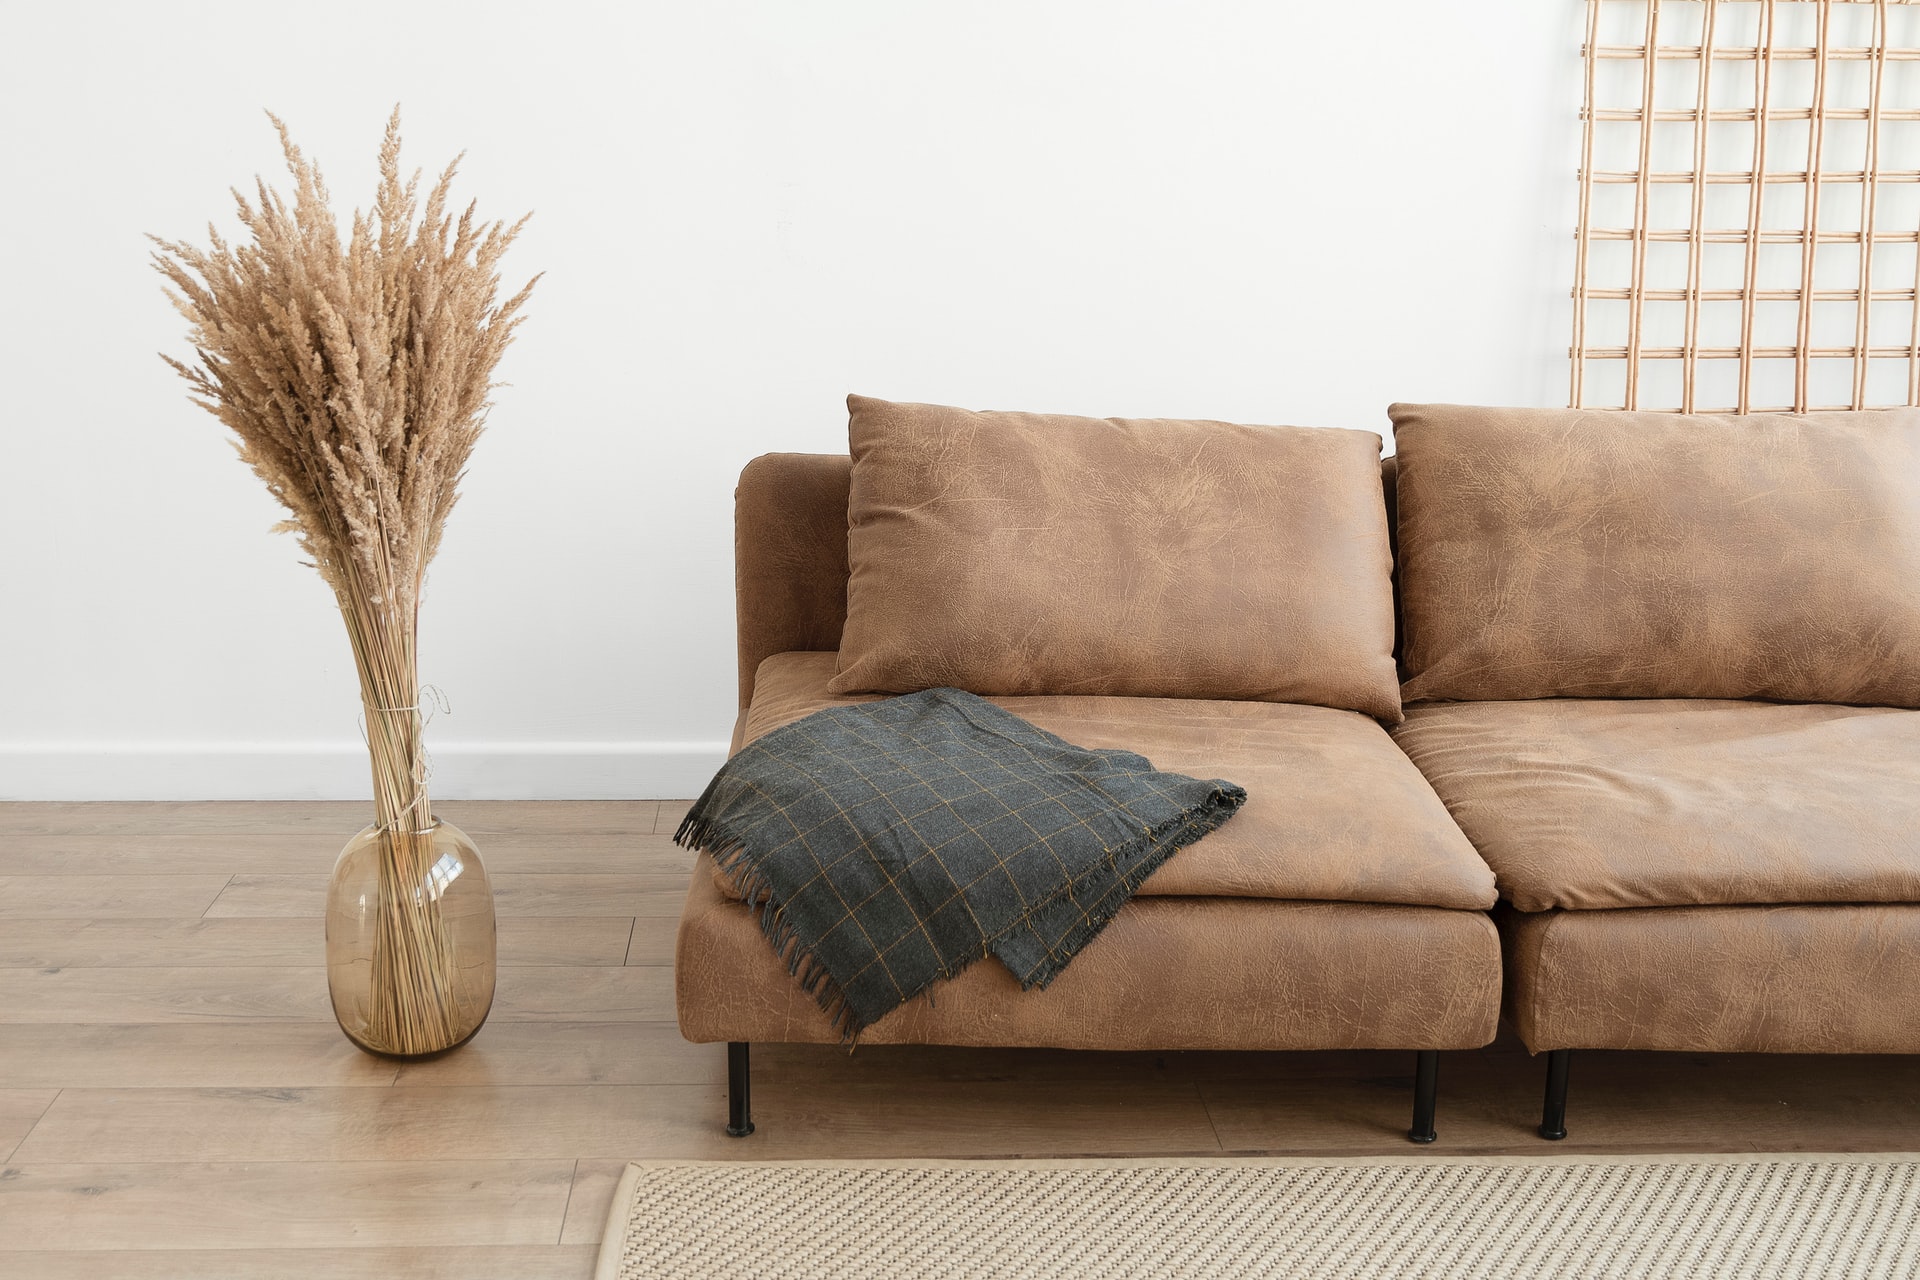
[1394,699,1920,912]
[1500,904,1920,1054]
[728,651,1496,910]
[679,856,1501,1049]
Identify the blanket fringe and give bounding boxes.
[677,804,863,1042]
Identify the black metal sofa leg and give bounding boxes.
[1539,1048,1572,1140]
[726,1042,755,1137]
[1408,1049,1439,1144]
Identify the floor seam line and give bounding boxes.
[3,1088,62,1165]
[1195,1080,1228,1154]
[557,1158,581,1245]
[202,875,236,920]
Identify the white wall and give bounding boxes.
[0,1,1584,800]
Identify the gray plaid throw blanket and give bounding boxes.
[674,688,1246,1038]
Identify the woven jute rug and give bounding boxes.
[595,1154,1920,1280]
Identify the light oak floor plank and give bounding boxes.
[0,965,672,1024]
[493,966,676,1022]
[441,801,663,838]
[393,1022,720,1087]
[13,1079,1222,1164]
[206,872,687,919]
[453,833,693,878]
[0,917,633,968]
[0,801,361,837]
[496,918,639,967]
[731,1078,1223,1158]
[625,917,675,966]
[0,800,660,838]
[653,800,693,834]
[0,1245,599,1280]
[13,1085,713,1164]
[0,875,231,919]
[0,1160,575,1250]
[0,918,328,968]
[491,874,691,919]
[0,967,332,1023]
[560,1159,631,1245]
[0,1025,398,1090]
[0,832,344,876]
[0,1090,59,1163]
[0,830,692,877]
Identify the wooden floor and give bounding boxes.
[1,802,1916,1277]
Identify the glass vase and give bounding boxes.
[324,818,496,1058]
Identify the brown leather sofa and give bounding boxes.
[1386,403,1920,1139]
[679,446,1503,1144]
[677,400,1920,1143]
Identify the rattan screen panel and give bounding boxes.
[1572,0,1920,412]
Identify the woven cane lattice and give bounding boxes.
[1573,0,1920,412]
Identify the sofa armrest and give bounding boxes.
[735,453,851,708]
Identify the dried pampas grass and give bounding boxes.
[151,109,537,1055]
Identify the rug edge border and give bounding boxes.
[593,1161,650,1280]
[607,1150,1920,1173]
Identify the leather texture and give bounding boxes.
[731,451,1407,708]
[1381,453,1402,671]
[1391,403,1920,707]
[678,857,1502,1049]
[1394,698,1920,912]
[734,453,851,709]
[1501,904,1920,1053]
[831,396,1402,720]
[739,651,1496,910]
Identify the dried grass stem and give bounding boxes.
[151,109,536,1054]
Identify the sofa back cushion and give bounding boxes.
[1391,403,1920,706]
[830,395,1403,720]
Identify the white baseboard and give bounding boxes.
[0,742,730,801]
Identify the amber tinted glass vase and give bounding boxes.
[324,818,496,1057]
